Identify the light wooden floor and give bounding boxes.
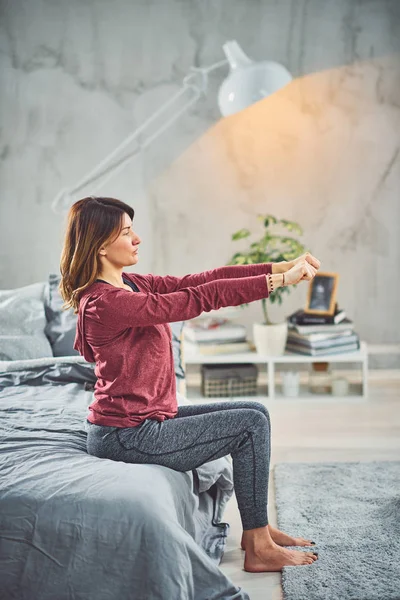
[186,370,400,600]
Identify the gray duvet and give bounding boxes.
[0,356,249,600]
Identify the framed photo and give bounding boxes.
[304,272,339,316]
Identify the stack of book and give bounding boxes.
[183,317,251,356]
[285,305,360,356]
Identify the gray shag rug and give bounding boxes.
[274,461,400,600]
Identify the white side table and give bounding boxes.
[183,340,368,400]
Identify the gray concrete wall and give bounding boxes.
[1,0,399,358]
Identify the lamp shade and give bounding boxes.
[218,40,292,117]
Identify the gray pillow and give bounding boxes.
[0,282,53,360]
[169,321,185,379]
[44,274,80,357]
[44,275,186,379]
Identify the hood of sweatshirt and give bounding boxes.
[73,289,99,364]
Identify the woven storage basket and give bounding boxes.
[201,363,258,397]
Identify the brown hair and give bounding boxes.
[59,196,135,314]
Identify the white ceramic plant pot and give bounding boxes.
[253,321,288,356]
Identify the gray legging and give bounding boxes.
[85,400,271,531]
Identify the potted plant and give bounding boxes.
[226,214,311,355]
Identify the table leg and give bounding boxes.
[268,361,275,399]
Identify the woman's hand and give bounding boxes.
[290,252,321,271]
[285,258,318,286]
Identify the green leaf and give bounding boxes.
[264,215,278,229]
[279,219,303,236]
[291,223,303,236]
[232,229,251,241]
[279,219,291,231]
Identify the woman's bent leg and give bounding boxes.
[176,400,270,435]
[176,400,270,421]
[176,400,271,470]
[86,407,270,530]
[86,408,318,571]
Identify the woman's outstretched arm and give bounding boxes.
[141,261,291,294]
[88,274,271,330]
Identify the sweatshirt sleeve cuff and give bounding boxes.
[212,263,273,279]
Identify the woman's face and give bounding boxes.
[99,213,141,268]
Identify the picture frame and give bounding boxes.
[304,271,339,316]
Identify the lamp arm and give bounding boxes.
[52,58,229,214]
[81,91,200,196]
[191,58,229,76]
[51,84,200,213]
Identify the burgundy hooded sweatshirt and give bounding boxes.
[73,263,272,428]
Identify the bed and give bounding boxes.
[0,276,249,600]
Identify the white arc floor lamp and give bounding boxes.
[51,40,292,214]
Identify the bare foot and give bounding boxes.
[241,525,315,550]
[244,543,318,572]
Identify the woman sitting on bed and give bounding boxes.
[59,196,320,573]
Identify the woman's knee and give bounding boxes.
[246,407,271,439]
[250,401,270,421]
[241,408,270,432]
